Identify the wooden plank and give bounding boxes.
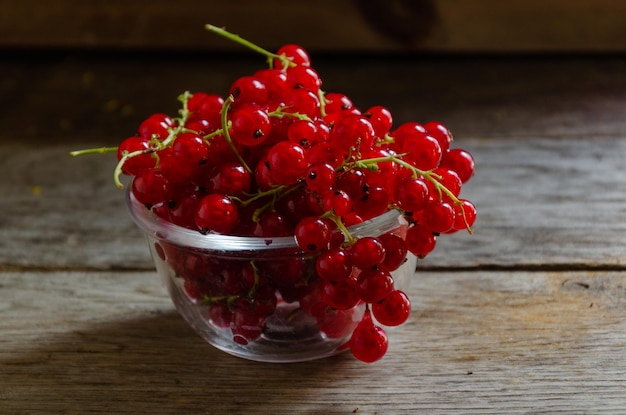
[1,270,625,413]
[2,0,626,52]
[3,54,626,142]
[2,134,626,270]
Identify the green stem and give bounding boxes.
[322,211,357,245]
[162,91,192,147]
[69,147,118,157]
[267,106,313,122]
[318,90,328,118]
[221,95,253,174]
[233,184,288,208]
[113,148,156,189]
[354,153,468,227]
[205,24,293,69]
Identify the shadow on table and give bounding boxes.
[2,310,360,414]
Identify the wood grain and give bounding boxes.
[1,270,625,414]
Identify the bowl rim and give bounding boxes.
[126,187,405,252]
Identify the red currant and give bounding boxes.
[372,290,411,326]
[440,148,475,183]
[229,105,272,146]
[378,233,408,272]
[350,309,388,363]
[138,113,174,141]
[294,216,332,253]
[315,247,353,282]
[194,193,239,234]
[406,224,437,258]
[274,44,311,70]
[364,105,393,137]
[356,268,395,303]
[394,175,429,213]
[267,141,308,185]
[117,136,155,176]
[305,162,336,194]
[424,121,453,154]
[350,236,385,270]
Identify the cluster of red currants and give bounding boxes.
[85,25,476,362]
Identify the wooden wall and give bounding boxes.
[2,0,626,53]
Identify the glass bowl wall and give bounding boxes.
[127,190,416,363]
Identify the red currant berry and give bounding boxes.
[362,148,398,188]
[423,199,456,233]
[294,216,332,253]
[315,247,353,282]
[138,113,174,141]
[428,167,462,202]
[323,92,353,114]
[322,189,352,217]
[364,105,393,137]
[267,141,308,185]
[378,232,408,272]
[274,44,311,70]
[322,278,361,310]
[254,157,275,191]
[194,193,239,234]
[351,186,391,220]
[131,169,176,208]
[389,122,426,149]
[395,174,429,213]
[185,115,213,135]
[192,93,225,128]
[305,162,336,194]
[172,132,209,167]
[167,191,201,230]
[229,75,268,107]
[405,224,437,258]
[350,236,385,270]
[356,268,395,303]
[336,169,368,199]
[286,65,322,92]
[254,68,289,104]
[229,105,272,146]
[117,136,155,176]
[208,300,232,329]
[451,199,477,231]
[253,211,292,237]
[440,148,475,183]
[350,309,388,363]
[283,88,320,119]
[424,121,453,154]
[308,142,345,169]
[287,119,319,147]
[372,290,411,326]
[330,114,376,153]
[316,306,364,339]
[206,163,252,198]
[230,299,266,345]
[400,133,442,171]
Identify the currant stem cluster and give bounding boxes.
[70,23,477,363]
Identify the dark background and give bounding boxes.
[2,0,625,143]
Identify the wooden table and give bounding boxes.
[2,53,626,414]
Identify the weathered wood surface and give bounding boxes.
[3,0,626,52]
[3,54,626,142]
[2,270,626,414]
[2,55,626,413]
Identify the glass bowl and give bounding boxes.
[127,189,416,363]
